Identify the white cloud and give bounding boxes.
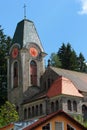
[78,0,87,14]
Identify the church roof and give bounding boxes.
[47,76,83,98]
[12,19,44,51]
[23,66,87,104]
[50,67,87,93]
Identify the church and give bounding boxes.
[7,18,87,121]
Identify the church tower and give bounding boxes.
[7,19,46,118]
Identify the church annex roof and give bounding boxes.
[47,76,83,98]
[12,19,44,51]
[23,66,87,104]
[50,67,87,93]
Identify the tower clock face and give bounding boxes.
[12,47,18,58]
[29,47,38,57]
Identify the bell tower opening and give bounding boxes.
[30,60,37,86]
[13,61,18,88]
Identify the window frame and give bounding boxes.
[67,100,72,111]
[42,123,51,130]
[30,60,37,86]
[11,60,19,88]
[67,124,76,130]
[73,101,77,112]
[55,121,64,130]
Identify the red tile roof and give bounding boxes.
[23,110,87,130]
[50,67,87,92]
[47,76,62,97]
[47,76,83,98]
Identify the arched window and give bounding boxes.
[56,100,59,110]
[30,60,37,86]
[24,108,27,119]
[40,104,43,115]
[32,106,35,117]
[13,61,18,87]
[73,101,77,112]
[36,105,38,116]
[51,102,55,112]
[67,100,72,111]
[82,105,86,114]
[28,107,31,118]
[82,105,87,121]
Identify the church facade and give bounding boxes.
[7,18,87,121]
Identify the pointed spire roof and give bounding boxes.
[12,19,44,51]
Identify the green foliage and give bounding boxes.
[77,53,86,72]
[74,115,87,128]
[57,43,78,70]
[50,43,87,72]
[74,115,83,123]
[0,101,19,128]
[69,49,78,70]
[83,121,87,128]
[0,25,12,106]
[50,53,61,67]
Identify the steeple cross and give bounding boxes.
[23,4,26,19]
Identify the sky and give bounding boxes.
[0,0,87,63]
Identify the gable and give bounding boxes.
[23,110,87,130]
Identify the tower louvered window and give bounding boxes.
[13,61,18,87]
[30,60,37,86]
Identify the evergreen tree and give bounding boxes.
[63,43,72,69]
[57,43,66,68]
[0,26,12,106]
[50,53,61,67]
[57,43,78,70]
[77,53,86,72]
[69,49,78,70]
[50,43,87,72]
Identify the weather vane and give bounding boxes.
[23,4,26,19]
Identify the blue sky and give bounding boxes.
[0,0,87,63]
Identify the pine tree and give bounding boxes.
[50,53,61,67]
[57,43,75,70]
[50,43,87,72]
[57,43,66,68]
[69,49,78,70]
[77,53,86,72]
[0,26,12,106]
